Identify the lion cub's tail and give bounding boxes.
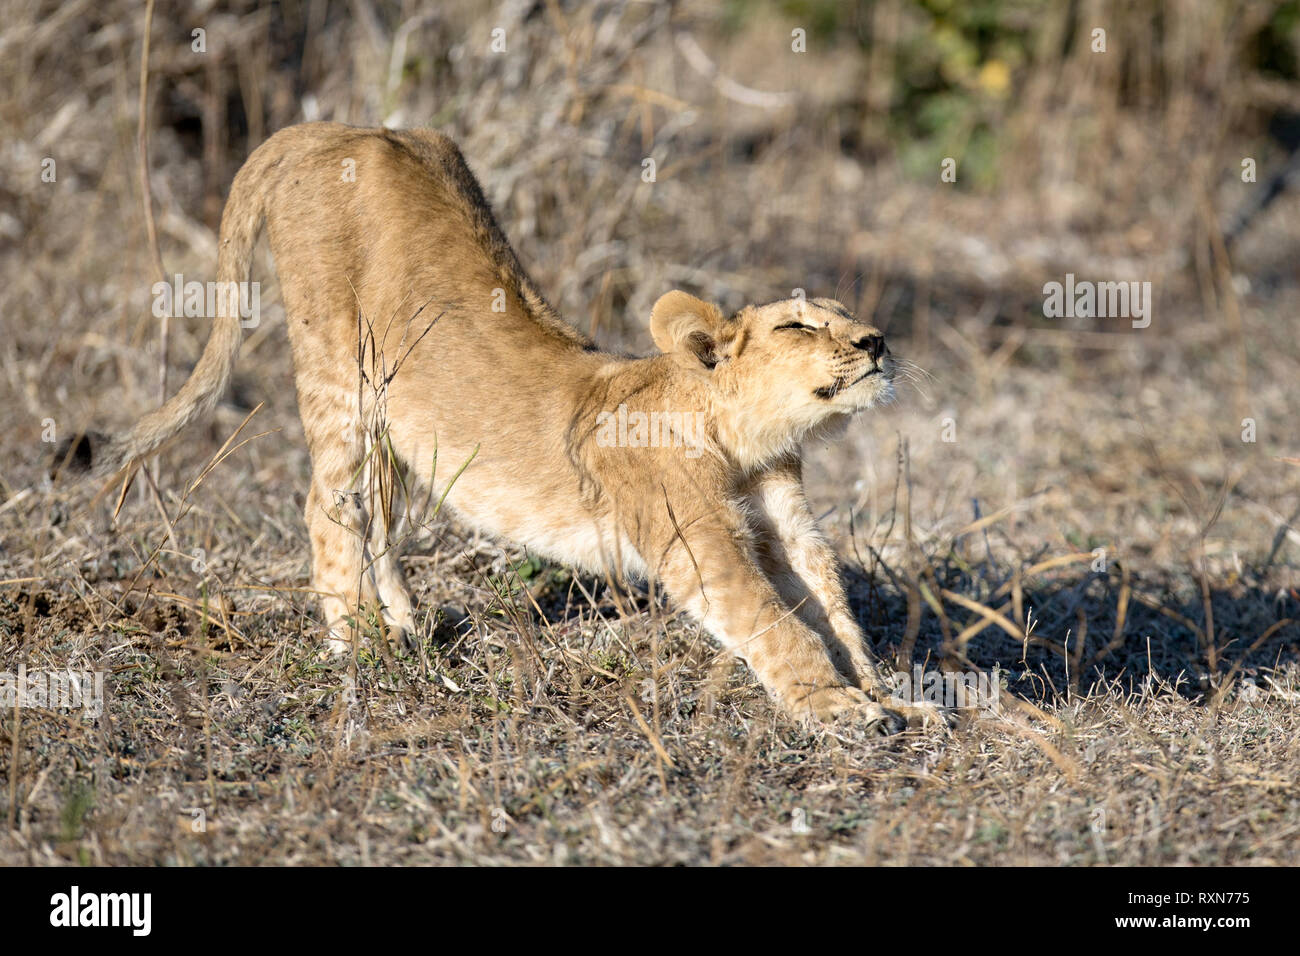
[92,138,282,479]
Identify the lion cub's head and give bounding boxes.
[650,291,895,469]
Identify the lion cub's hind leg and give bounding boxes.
[365,485,418,651]
[305,479,379,656]
[304,450,419,656]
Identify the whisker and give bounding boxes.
[889,369,932,402]
[893,358,935,384]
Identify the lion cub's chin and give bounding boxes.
[808,411,853,442]
[851,371,895,406]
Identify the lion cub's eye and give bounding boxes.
[773,322,816,333]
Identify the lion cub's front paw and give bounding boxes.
[853,671,959,731]
[880,696,958,731]
[799,685,907,735]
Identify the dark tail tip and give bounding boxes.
[49,430,105,481]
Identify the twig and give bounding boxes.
[136,0,167,393]
[673,32,797,109]
[137,0,169,502]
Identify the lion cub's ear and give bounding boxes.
[650,290,729,371]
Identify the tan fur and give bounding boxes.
[102,122,942,731]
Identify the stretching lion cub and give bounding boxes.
[97,122,939,732]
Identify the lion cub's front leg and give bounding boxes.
[748,459,950,728]
[649,510,902,733]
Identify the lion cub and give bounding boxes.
[95,123,938,733]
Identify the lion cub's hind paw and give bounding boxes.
[321,637,352,660]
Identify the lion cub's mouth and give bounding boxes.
[813,365,885,401]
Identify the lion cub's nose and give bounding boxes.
[852,333,885,361]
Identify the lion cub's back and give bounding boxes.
[259,122,498,265]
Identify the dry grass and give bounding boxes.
[1,0,1298,865]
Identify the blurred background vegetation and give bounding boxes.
[5,0,1300,345]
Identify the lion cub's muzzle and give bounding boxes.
[813,331,893,402]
